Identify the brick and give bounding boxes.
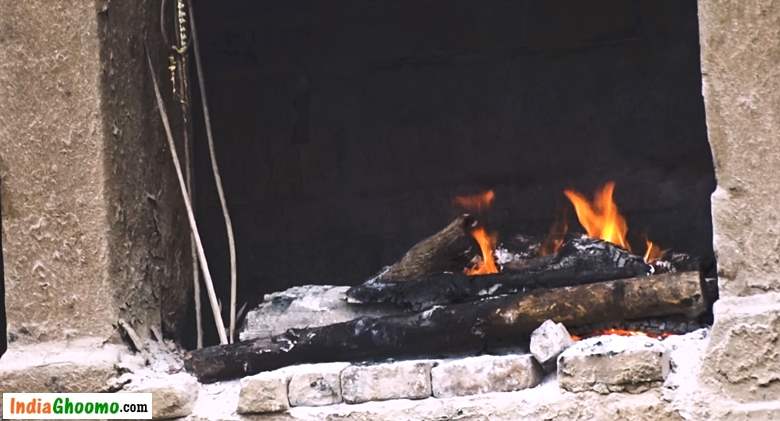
[557,335,669,394]
[431,354,542,398]
[288,363,349,407]
[340,360,435,404]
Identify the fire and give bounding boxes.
[563,182,631,251]
[465,227,499,275]
[540,209,568,256]
[454,190,495,213]
[571,328,673,341]
[643,239,665,263]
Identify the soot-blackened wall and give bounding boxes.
[191,0,714,318]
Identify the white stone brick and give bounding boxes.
[340,360,435,404]
[237,370,289,414]
[288,362,350,407]
[431,354,542,398]
[557,335,670,394]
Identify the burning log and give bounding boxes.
[378,214,477,282]
[347,237,651,310]
[185,271,705,382]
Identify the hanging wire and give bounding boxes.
[145,46,229,345]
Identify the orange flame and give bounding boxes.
[540,209,569,256]
[643,240,665,263]
[564,182,631,251]
[454,190,495,213]
[465,227,499,275]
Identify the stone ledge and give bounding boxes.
[0,339,123,394]
[432,354,542,398]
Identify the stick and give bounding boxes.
[188,0,238,343]
[145,47,228,345]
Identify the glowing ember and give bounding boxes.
[465,227,499,275]
[454,190,495,213]
[643,239,666,263]
[564,182,631,251]
[571,328,673,341]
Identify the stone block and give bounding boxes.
[700,293,780,402]
[126,372,199,419]
[530,320,575,369]
[557,335,669,394]
[340,360,435,404]
[288,362,350,407]
[431,354,542,398]
[237,370,290,414]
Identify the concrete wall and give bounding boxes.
[0,1,190,344]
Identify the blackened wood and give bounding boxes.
[185,271,703,382]
[378,214,477,282]
[348,237,651,310]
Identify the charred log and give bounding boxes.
[378,214,477,282]
[348,237,650,310]
[185,271,704,382]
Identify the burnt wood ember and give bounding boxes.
[185,271,704,382]
[378,214,477,282]
[348,237,650,310]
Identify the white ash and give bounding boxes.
[240,285,402,341]
[495,247,523,265]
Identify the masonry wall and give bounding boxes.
[697,0,780,411]
[0,0,190,344]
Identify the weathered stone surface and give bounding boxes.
[700,294,780,402]
[237,370,290,414]
[558,336,669,394]
[340,360,435,404]
[288,362,349,407]
[0,0,187,344]
[256,383,684,421]
[127,372,199,419]
[240,285,400,341]
[698,0,780,297]
[431,354,542,398]
[530,320,574,369]
[0,340,122,394]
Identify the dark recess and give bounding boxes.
[188,0,715,346]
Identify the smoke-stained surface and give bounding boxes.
[190,0,714,326]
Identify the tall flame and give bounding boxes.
[564,182,631,251]
[465,227,499,275]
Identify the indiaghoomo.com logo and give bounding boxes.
[2,393,153,420]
